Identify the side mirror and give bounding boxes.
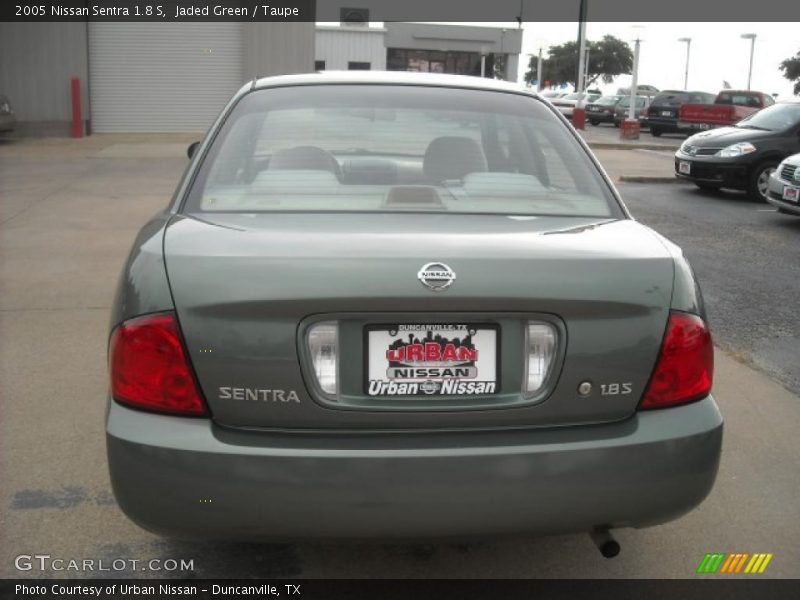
[187,141,200,159]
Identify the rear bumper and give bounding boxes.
[587,111,614,123]
[0,113,15,132]
[107,397,723,540]
[646,116,681,132]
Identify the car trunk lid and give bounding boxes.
[164,212,675,430]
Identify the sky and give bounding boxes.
[512,22,798,97]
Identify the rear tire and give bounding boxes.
[748,161,778,203]
[589,119,599,126]
[650,127,663,137]
[613,121,620,128]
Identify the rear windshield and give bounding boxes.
[618,96,646,108]
[717,92,762,107]
[595,96,621,105]
[183,85,619,218]
[653,91,713,105]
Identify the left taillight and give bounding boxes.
[639,311,714,410]
[109,312,208,416]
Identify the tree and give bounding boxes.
[525,35,633,90]
[779,50,800,95]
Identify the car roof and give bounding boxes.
[249,71,538,96]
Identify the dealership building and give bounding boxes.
[0,20,521,135]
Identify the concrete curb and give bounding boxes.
[617,175,683,184]
[587,142,680,151]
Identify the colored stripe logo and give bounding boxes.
[697,553,773,574]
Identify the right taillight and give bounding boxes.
[639,311,714,410]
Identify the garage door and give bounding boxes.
[89,23,243,132]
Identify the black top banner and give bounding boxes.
[3,0,800,22]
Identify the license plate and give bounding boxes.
[661,110,672,117]
[783,185,799,202]
[588,106,599,112]
[679,161,691,175]
[365,324,499,397]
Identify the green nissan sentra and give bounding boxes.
[107,72,721,552]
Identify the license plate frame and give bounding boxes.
[783,185,799,202]
[679,161,691,175]
[365,323,500,397]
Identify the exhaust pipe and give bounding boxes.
[590,529,620,558]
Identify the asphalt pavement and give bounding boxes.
[0,136,798,579]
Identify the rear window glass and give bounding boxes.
[183,85,618,218]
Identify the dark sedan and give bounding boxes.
[649,90,715,137]
[674,99,800,200]
[586,95,623,126]
[613,96,652,128]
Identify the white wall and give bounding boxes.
[315,26,387,71]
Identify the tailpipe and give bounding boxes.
[590,529,620,558]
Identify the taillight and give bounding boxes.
[639,311,713,410]
[109,312,208,416]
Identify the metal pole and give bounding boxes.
[684,39,691,90]
[537,47,543,91]
[747,37,755,90]
[576,0,588,92]
[628,38,640,121]
[481,54,486,77]
[576,20,587,92]
[584,48,590,90]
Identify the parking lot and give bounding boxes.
[1,135,799,578]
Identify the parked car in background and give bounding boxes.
[552,91,602,117]
[106,71,721,543]
[766,152,800,215]
[0,95,15,133]
[679,90,775,131]
[613,96,652,128]
[540,90,568,100]
[648,90,715,137]
[674,99,800,200]
[586,95,624,125]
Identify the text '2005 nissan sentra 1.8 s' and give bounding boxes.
[106,72,721,553]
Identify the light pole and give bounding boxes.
[537,46,544,91]
[621,30,643,141]
[576,0,588,92]
[627,37,641,122]
[678,37,691,90]
[741,33,756,90]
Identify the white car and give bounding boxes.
[767,153,800,216]
[552,92,602,117]
[540,90,568,100]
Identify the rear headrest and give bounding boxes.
[423,136,488,182]
[270,146,340,176]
